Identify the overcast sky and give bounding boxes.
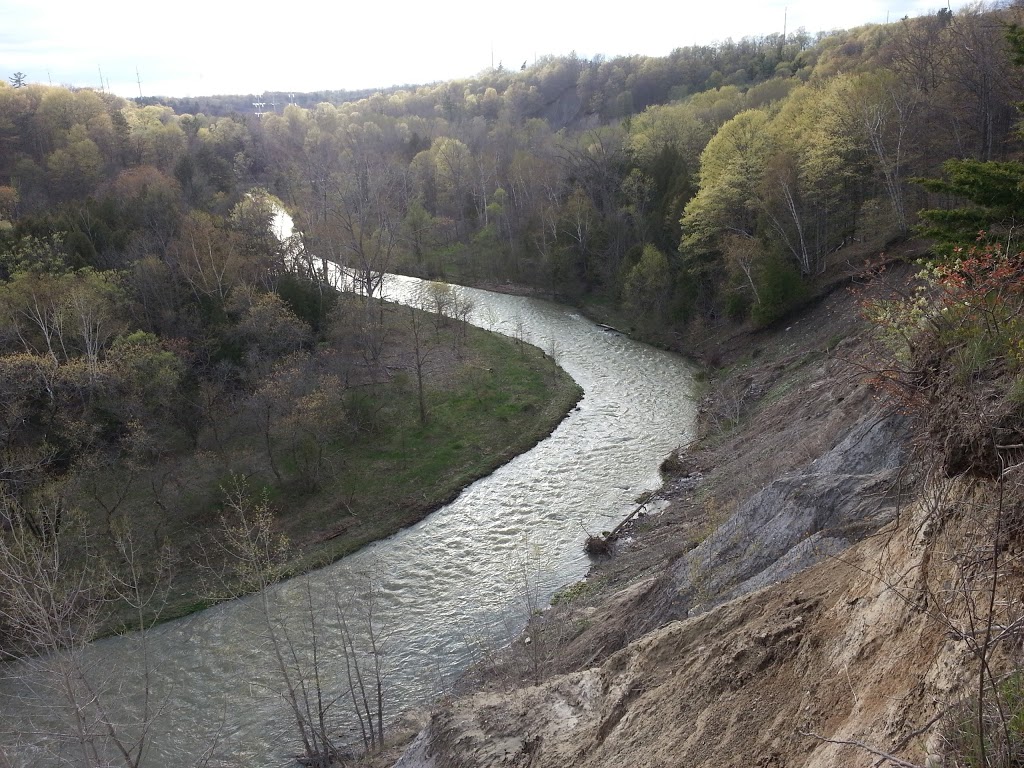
[1,0,950,98]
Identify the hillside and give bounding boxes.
[4,3,1024,764]
[387,243,1024,768]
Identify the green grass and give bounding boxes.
[947,671,1024,768]
[283,327,580,572]
[550,579,598,605]
[89,315,583,628]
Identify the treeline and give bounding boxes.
[152,29,824,123]
[8,7,1021,333]
[259,3,1020,330]
[2,3,1023,558]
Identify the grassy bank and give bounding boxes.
[281,324,583,575]
[91,303,582,628]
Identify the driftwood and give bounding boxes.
[584,500,650,557]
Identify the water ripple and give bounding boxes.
[0,274,696,766]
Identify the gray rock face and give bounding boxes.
[663,409,908,620]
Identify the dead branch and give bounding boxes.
[799,730,926,768]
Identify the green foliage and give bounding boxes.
[0,232,71,276]
[749,255,809,326]
[682,109,773,254]
[916,160,1024,250]
[724,289,753,322]
[865,244,1024,477]
[622,244,673,325]
[946,671,1024,768]
[859,280,930,361]
[276,272,336,333]
[550,579,595,605]
[107,331,186,419]
[216,476,291,595]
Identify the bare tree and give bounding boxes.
[215,480,393,763]
[407,306,434,425]
[0,489,182,768]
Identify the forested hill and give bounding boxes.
[2,5,1024,517]
[6,3,1024,764]
[146,29,821,123]
[3,4,1022,347]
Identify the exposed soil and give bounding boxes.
[386,243,1020,768]
[532,247,928,670]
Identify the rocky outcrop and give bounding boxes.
[653,409,908,624]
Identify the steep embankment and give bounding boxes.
[392,254,1014,767]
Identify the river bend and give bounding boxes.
[1,275,696,767]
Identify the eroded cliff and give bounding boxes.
[391,256,1022,768]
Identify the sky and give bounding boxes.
[1,0,950,98]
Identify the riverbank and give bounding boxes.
[390,243,985,767]
[101,301,582,630]
[0,281,698,767]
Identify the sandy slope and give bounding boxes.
[391,256,1012,768]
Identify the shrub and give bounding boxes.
[750,255,809,326]
[945,670,1024,768]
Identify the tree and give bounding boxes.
[124,107,187,176]
[102,166,185,260]
[429,137,473,235]
[46,126,104,200]
[214,481,391,763]
[105,331,186,432]
[0,491,178,768]
[318,155,406,301]
[0,186,18,220]
[915,159,1024,250]
[170,212,251,307]
[231,288,312,373]
[262,357,347,490]
[401,199,437,267]
[681,108,773,255]
[759,80,863,276]
[8,72,26,88]
[0,268,124,373]
[622,244,673,326]
[407,305,434,425]
[721,232,764,308]
[941,6,1022,162]
[229,188,286,270]
[833,71,920,236]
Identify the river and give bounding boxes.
[0,271,696,766]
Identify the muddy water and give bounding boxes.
[1,274,696,767]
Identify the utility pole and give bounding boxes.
[98,65,105,93]
[136,67,143,99]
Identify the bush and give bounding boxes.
[724,288,752,322]
[946,670,1024,768]
[750,256,809,326]
[276,272,336,333]
[863,244,1024,478]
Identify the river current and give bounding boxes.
[1,270,696,766]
